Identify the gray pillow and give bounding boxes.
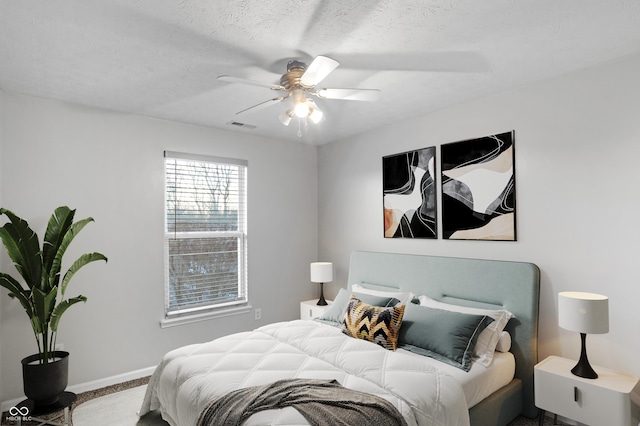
[315,288,399,324]
[398,303,493,371]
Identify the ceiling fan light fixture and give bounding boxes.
[308,102,323,124]
[221,55,380,135]
[294,101,310,118]
[279,110,294,126]
[310,109,323,124]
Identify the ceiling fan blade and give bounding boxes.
[300,55,340,87]
[316,88,380,102]
[218,75,284,91]
[236,96,286,115]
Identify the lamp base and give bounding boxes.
[571,333,598,379]
[317,282,328,306]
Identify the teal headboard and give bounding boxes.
[347,251,540,420]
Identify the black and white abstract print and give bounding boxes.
[383,147,437,238]
[441,131,516,240]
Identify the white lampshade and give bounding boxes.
[310,262,333,283]
[309,103,323,124]
[558,291,609,334]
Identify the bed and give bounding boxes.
[139,250,540,426]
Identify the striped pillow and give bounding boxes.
[341,295,405,350]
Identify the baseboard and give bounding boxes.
[1,365,156,412]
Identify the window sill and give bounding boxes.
[160,304,252,328]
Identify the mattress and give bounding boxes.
[139,320,472,426]
[401,349,515,408]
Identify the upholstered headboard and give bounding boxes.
[347,251,540,421]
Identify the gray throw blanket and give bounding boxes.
[196,378,409,426]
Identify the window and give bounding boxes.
[164,151,248,321]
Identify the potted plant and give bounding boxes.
[0,206,107,407]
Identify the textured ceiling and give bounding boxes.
[1,1,639,145]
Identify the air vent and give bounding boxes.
[227,121,256,130]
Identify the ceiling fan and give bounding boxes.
[217,55,380,133]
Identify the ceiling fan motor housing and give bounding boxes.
[286,59,307,72]
[281,60,309,90]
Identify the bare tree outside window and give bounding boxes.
[164,153,248,316]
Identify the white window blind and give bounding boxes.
[164,151,248,317]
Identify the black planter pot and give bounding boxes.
[21,351,69,407]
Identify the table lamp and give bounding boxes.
[558,291,609,379]
[310,262,333,306]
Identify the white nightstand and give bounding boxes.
[300,299,333,320]
[534,355,640,426]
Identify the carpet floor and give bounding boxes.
[2,377,567,425]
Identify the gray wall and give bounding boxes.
[0,92,319,403]
[317,52,640,378]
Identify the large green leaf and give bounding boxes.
[49,216,94,290]
[60,252,108,297]
[0,273,33,317]
[31,286,57,332]
[50,295,87,332]
[42,206,75,288]
[31,314,43,335]
[0,208,42,289]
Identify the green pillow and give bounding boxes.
[316,288,399,324]
[398,303,493,371]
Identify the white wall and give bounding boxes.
[318,52,640,377]
[0,92,319,403]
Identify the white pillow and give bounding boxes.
[418,295,514,367]
[495,331,512,353]
[351,283,415,305]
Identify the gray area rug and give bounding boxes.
[2,376,566,425]
[0,377,149,426]
[75,384,565,425]
[76,386,564,426]
[73,385,168,426]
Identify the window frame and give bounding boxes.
[161,151,249,327]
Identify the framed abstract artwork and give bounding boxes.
[441,131,516,241]
[383,147,437,238]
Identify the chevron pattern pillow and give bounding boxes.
[342,295,406,350]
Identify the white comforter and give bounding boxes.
[139,320,470,426]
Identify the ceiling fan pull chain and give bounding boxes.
[297,119,302,138]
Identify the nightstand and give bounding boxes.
[534,355,640,426]
[300,299,333,320]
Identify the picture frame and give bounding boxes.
[440,131,516,241]
[383,146,437,239]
